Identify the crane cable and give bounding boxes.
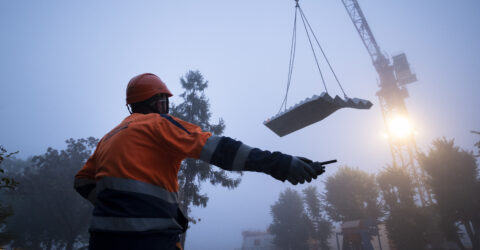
[280,0,348,112]
[279,3,298,112]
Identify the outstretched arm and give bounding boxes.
[199,135,327,185]
[158,115,329,184]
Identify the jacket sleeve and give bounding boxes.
[74,152,97,203]
[198,135,293,181]
[156,115,292,181]
[155,114,212,159]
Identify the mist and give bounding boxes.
[1,1,479,249]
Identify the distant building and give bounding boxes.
[238,223,472,250]
[237,224,392,250]
[240,231,275,250]
[332,222,392,250]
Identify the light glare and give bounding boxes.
[387,115,413,139]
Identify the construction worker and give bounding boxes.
[74,73,327,250]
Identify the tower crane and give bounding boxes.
[341,0,431,205]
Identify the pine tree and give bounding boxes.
[303,186,333,250]
[323,166,382,247]
[0,146,18,247]
[472,130,480,157]
[324,166,382,223]
[0,146,18,190]
[377,165,429,250]
[170,70,241,246]
[269,188,310,250]
[418,138,480,250]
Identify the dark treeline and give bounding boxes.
[0,138,96,249]
[269,136,480,250]
[0,70,241,249]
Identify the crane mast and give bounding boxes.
[341,0,430,205]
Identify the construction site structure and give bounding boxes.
[239,231,275,250]
[341,0,431,206]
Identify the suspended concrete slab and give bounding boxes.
[264,92,373,137]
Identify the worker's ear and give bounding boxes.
[153,95,169,114]
[165,98,169,114]
[166,97,170,113]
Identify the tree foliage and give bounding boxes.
[303,186,333,250]
[269,188,311,250]
[269,187,333,250]
[324,166,381,223]
[170,70,241,245]
[0,146,19,190]
[377,165,429,250]
[0,146,19,247]
[472,130,480,157]
[418,138,480,250]
[377,166,415,210]
[0,204,13,247]
[3,138,97,250]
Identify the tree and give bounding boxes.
[377,165,429,250]
[0,205,13,247]
[269,188,311,250]
[323,166,382,223]
[0,146,19,190]
[418,138,480,250]
[4,138,97,250]
[170,70,241,246]
[0,146,19,247]
[303,186,333,250]
[473,130,480,157]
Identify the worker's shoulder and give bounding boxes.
[125,113,184,126]
[126,113,203,134]
[152,114,199,134]
[158,114,205,135]
[163,114,190,125]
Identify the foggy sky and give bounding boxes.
[1,1,479,249]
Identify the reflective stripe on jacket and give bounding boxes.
[75,113,210,233]
[91,176,185,233]
[74,113,293,234]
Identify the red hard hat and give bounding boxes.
[126,73,173,104]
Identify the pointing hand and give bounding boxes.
[286,156,325,185]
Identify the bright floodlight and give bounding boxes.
[387,115,413,139]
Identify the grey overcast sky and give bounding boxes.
[1,1,479,249]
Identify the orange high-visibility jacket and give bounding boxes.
[74,113,293,234]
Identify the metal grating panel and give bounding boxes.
[264,92,372,137]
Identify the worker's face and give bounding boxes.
[155,94,169,114]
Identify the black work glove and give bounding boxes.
[286,156,325,185]
[297,156,325,176]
